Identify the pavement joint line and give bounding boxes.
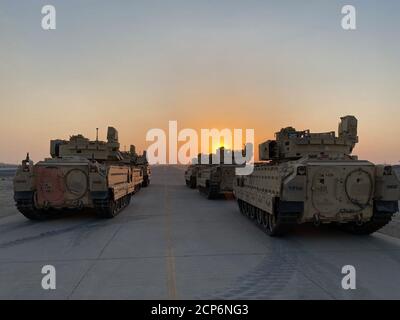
[66,223,124,299]
[0,221,107,249]
[3,247,400,265]
[234,220,339,299]
[236,214,350,300]
[275,236,349,300]
[0,252,273,264]
[274,250,337,300]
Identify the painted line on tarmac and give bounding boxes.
[164,166,178,299]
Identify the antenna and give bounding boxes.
[96,128,99,142]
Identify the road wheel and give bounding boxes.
[142,178,149,187]
[265,213,285,237]
[96,198,119,219]
[261,212,269,230]
[249,205,256,220]
[256,209,263,225]
[244,202,250,218]
[111,199,119,216]
[238,200,245,215]
[239,200,244,214]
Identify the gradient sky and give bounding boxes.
[0,0,399,164]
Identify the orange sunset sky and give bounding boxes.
[0,1,399,164]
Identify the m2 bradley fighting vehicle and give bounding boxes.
[184,154,206,189]
[233,116,400,236]
[13,127,144,220]
[185,164,200,189]
[197,148,244,199]
[121,145,151,187]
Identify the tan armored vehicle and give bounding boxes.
[184,154,206,189]
[185,165,198,188]
[13,127,143,220]
[121,145,151,187]
[197,148,244,199]
[136,151,151,187]
[233,116,400,236]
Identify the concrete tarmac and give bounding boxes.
[1,165,400,299]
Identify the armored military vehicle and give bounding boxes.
[197,148,244,199]
[13,127,144,220]
[185,165,198,188]
[184,154,206,189]
[121,145,151,187]
[136,151,151,188]
[233,116,400,236]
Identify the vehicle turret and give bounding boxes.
[50,127,123,161]
[259,116,358,162]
